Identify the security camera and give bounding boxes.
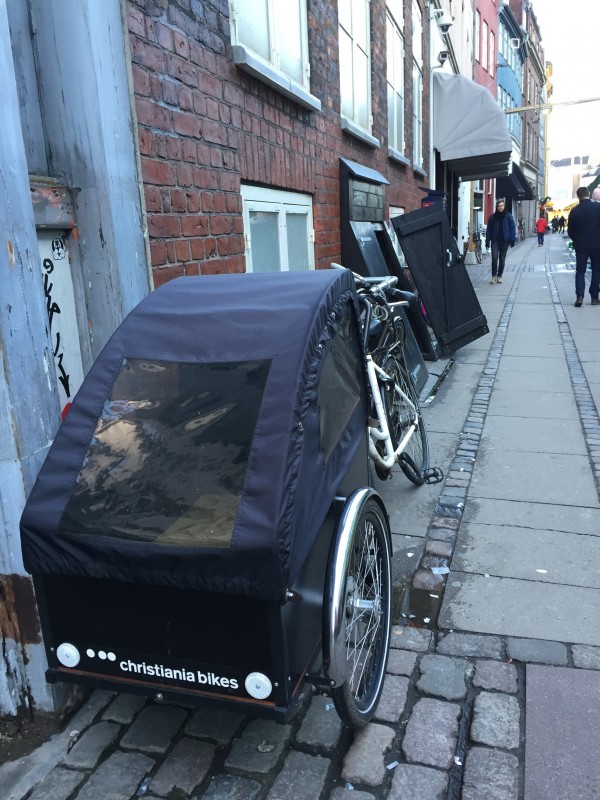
[438,50,449,65]
[436,12,453,35]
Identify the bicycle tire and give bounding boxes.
[327,497,391,729]
[382,356,429,485]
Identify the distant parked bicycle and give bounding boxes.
[517,222,525,242]
[472,228,484,264]
[332,265,443,487]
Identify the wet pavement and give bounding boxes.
[2,230,600,799]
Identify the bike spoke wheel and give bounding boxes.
[328,496,391,728]
[382,357,429,485]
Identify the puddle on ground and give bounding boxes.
[397,586,443,630]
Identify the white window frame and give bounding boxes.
[475,11,481,62]
[229,0,321,111]
[339,0,379,147]
[489,31,495,77]
[386,5,406,160]
[411,0,423,171]
[241,185,315,274]
[482,20,489,70]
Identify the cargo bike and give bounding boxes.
[21,269,396,729]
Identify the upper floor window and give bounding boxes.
[489,31,495,77]
[475,11,481,62]
[230,0,320,111]
[339,0,372,134]
[412,0,423,169]
[482,20,489,70]
[387,4,405,156]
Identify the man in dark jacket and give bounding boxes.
[485,199,516,284]
[568,186,600,307]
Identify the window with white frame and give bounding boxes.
[411,0,423,169]
[241,186,315,273]
[229,0,314,104]
[387,2,405,155]
[489,31,495,77]
[339,0,372,133]
[482,20,489,70]
[475,11,481,62]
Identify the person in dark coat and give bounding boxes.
[485,199,516,284]
[568,186,600,307]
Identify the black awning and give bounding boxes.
[433,72,512,180]
[496,162,536,200]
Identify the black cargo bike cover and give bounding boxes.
[20,271,368,603]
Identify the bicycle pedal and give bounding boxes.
[423,467,444,485]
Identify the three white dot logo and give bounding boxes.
[86,648,117,662]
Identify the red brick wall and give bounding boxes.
[127,0,431,284]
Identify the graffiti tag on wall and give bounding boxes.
[38,234,84,417]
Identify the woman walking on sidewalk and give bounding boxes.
[536,215,548,246]
[485,199,516,283]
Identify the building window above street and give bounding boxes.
[475,11,481,62]
[229,0,321,111]
[386,4,405,158]
[339,0,376,144]
[411,0,423,170]
[241,186,315,273]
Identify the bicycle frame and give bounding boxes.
[366,355,418,471]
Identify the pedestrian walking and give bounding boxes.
[551,217,558,234]
[535,215,547,246]
[485,199,516,283]
[558,215,566,232]
[592,188,600,203]
[567,186,600,307]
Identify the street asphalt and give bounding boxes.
[1,230,599,799]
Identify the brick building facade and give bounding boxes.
[127,0,431,285]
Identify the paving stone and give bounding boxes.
[461,747,519,800]
[224,719,292,774]
[417,655,469,700]
[473,660,518,693]
[186,708,245,744]
[120,705,187,753]
[425,540,453,558]
[62,721,121,769]
[374,674,409,723]
[391,625,432,652]
[149,738,215,796]
[572,644,600,670]
[102,693,146,724]
[507,637,568,665]
[427,529,457,546]
[431,516,460,530]
[412,570,446,592]
[470,692,520,750]
[201,774,262,800]
[28,767,86,800]
[386,649,417,676]
[436,632,503,659]
[266,751,330,800]
[74,751,155,800]
[329,789,375,800]
[402,698,461,769]
[341,722,395,787]
[296,694,342,750]
[387,764,448,800]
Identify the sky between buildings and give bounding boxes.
[533,0,600,161]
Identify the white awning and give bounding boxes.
[433,72,512,180]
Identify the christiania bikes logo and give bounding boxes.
[86,649,239,689]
